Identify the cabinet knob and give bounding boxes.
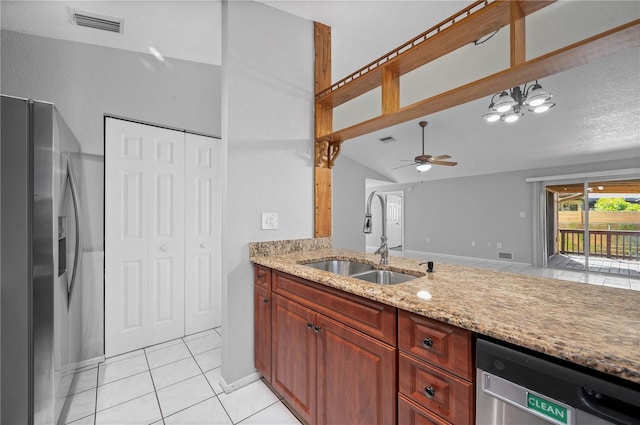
[200,243,207,249]
[160,245,168,252]
[423,338,433,349]
[307,322,313,329]
[314,326,322,333]
[424,386,436,399]
[263,298,269,303]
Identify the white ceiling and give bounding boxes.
[1,0,639,184]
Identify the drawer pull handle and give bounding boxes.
[424,386,436,399]
[257,272,264,279]
[423,338,433,349]
[307,322,314,329]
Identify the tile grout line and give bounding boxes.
[92,364,100,425]
[143,348,166,425]
[181,335,234,424]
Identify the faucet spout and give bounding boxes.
[363,191,389,265]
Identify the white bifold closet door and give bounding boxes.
[105,118,220,357]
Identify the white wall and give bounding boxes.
[336,157,640,264]
[221,0,314,389]
[1,30,221,360]
[333,154,390,251]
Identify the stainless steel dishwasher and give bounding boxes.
[476,337,640,425]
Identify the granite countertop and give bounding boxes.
[250,244,640,384]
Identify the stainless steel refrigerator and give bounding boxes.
[2,95,84,425]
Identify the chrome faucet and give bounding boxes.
[363,191,389,265]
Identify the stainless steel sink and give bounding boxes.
[303,260,374,276]
[350,269,417,285]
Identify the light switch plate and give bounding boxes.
[261,213,278,230]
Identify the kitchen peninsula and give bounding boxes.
[250,238,640,424]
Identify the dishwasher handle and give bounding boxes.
[580,386,640,425]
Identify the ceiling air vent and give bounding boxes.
[379,136,396,143]
[70,9,124,33]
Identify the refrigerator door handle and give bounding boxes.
[67,159,82,306]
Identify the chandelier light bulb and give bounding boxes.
[483,111,500,122]
[503,112,520,123]
[416,163,432,172]
[525,83,552,107]
[532,102,555,113]
[493,91,516,113]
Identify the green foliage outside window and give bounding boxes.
[593,197,640,211]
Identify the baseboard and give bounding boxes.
[218,371,262,394]
[404,249,531,267]
[75,355,106,372]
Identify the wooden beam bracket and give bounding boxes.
[315,137,342,169]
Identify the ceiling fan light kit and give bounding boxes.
[394,121,458,172]
[483,80,555,123]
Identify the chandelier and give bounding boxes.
[482,81,555,123]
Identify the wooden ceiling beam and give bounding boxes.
[510,1,526,66]
[317,19,640,144]
[315,0,554,109]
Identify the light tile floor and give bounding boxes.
[401,250,639,291]
[59,328,301,425]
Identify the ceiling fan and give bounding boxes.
[394,121,457,171]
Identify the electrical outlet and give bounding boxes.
[520,211,526,218]
[487,242,492,248]
[497,242,503,249]
[471,241,476,247]
[426,237,430,243]
[261,213,278,230]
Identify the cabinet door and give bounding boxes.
[316,315,397,425]
[272,294,317,424]
[254,285,271,381]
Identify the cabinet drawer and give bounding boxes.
[398,353,474,425]
[398,310,473,380]
[254,265,271,289]
[273,271,396,345]
[398,394,451,425]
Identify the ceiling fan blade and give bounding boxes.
[429,160,458,166]
[392,162,419,170]
[431,154,451,161]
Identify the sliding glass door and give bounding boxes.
[546,179,639,276]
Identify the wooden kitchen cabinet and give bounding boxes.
[316,314,396,425]
[397,310,474,425]
[254,265,272,380]
[270,271,397,425]
[272,293,317,424]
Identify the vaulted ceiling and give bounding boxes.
[1,1,638,184]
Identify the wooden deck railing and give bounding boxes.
[559,229,640,260]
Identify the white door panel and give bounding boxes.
[184,133,221,334]
[385,193,403,249]
[105,119,185,356]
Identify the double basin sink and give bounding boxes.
[302,260,418,285]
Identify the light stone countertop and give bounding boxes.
[250,247,640,384]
